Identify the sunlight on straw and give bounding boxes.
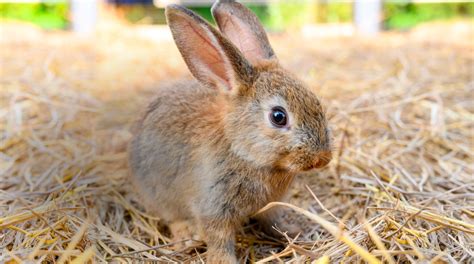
[257,202,382,264]
[70,246,96,264]
[315,255,330,264]
[57,222,89,264]
[364,220,396,264]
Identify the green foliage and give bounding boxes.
[124,5,166,24]
[266,2,313,30]
[0,3,68,30]
[1,2,472,31]
[187,6,214,24]
[257,2,352,30]
[326,3,352,23]
[385,2,474,29]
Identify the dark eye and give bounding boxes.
[270,106,288,128]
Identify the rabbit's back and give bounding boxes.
[128,80,225,220]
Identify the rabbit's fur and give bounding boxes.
[129,1,332,262]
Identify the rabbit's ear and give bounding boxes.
[166,4,255,93]
[212,0,276,66]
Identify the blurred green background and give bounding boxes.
[0,1,473,31]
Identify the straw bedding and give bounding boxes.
[1,20,473,263]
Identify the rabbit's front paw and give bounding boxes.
[168,220,202,251]
[255,206,306,239]
[207,250,238,264]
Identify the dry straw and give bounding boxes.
[1,20,473,263]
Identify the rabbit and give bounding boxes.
[128,0,332,263]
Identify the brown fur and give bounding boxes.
[128,1,331,263]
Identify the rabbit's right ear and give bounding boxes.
[165,5,255,93]
[211,0,276,66]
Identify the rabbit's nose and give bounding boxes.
[313,151,332,169]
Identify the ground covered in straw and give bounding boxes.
[1,20,473,263]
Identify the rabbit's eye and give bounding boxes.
[270,106,287,128]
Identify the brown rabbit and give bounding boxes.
[128,0,332,262]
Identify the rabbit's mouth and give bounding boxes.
[276,150,332,172]
[302,151,332,171]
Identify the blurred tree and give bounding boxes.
[384,2,474,29]
[0,1,472,31]
[0,3,68,29]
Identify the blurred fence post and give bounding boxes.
[71,0,98,33]
[354,0,382,35]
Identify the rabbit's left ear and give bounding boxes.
[212,0,277,66]
[166,4,255,93]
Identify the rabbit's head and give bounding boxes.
[166,0,331,172]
